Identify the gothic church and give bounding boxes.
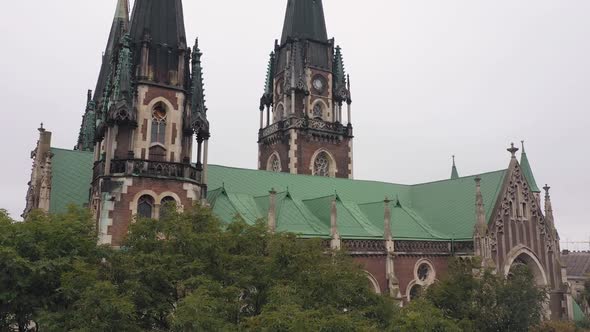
[23,0,574,320]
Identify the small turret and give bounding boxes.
[451,155,459,180]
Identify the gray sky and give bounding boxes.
[1,0,589,247]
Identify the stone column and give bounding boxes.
[384,198,400,299]
[330,197,341,250]
[104,127,113,175]
[202,139,209,184]
[347,101,352,125]
[259,108,264,129]
[268,188,277,233]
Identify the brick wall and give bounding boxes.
[107,177,200,246]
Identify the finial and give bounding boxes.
[507,142,519,158]
[38,123,45,132]
[270,187,276,194]
[452,155,456,165]
[475,176,482,185]
[521,140,526,153]
[543,184,551,196]
[384,196,391,204]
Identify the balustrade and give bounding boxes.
[93,159,202,183]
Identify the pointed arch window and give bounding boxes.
[138,195,155,219]
[160,196,177,220]
[275,104,285,122]
[267,154,282,172]
[313,152,330,177]
[151,103,167,144]
[313,103,323,119]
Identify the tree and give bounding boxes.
[426,258,547,332]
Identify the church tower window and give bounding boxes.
[151,103,167,144]
[138,195,155,219]
[267,154,282,172]
[313,152,330,177]
[313,103,323,119]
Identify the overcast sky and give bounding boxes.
[1,0,589,247]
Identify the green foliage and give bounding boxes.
[390,299,461,332]
[426,258,547,332]
[0,205,393,330]
[531,320,589,332]
[0,206,552,331]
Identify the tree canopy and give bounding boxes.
[0,205,556,331]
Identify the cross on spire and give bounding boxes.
[507,142,519,158]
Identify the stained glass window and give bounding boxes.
[313,152,330,177]
[417,264,430,282]
[138,195,154,219]
[276,104,285,121]
[151,104,167,144]
[268,155,281,172]
[313,103,323,118]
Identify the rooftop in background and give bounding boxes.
[561,251,590,278]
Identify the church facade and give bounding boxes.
[23,0,574,320]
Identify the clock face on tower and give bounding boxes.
[312,75,326,94]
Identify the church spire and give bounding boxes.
[129,0,189,87]
[520,141,541,193]
[451,155,459,180]
[280,0,328,44]
[94,0,130,102]
[129,0,186,47]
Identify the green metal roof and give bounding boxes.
[207,165,507,241]
[520,143,541,193]
[49,148,94,214]
[42,148,509,241]
[574,300,586,322]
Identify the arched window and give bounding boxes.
[151,103,167,144]
[409,284,422,300]
[267,154,281,172]
[312,103,323,119]
[313,152,330,177]
[275,104,285,121]
[137,195,155,219]
[160,196,177,219]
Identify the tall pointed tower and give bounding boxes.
[89,0,210,246]
[258,0,353,179]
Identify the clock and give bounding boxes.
[312,76,325,94]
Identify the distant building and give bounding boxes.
[562,251,590,312]
[23,0,573,320]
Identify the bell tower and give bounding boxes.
[89,0,210,246]
[258,0,354,179]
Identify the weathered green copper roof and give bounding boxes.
[520,142,540,193]
[49,148,94,214]
[42,149,508,241]
[207,165,507,240]
[574,300,586,322]
[451,156,459,180]
[281,0,328,44]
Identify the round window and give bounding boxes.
[417,263,430,282]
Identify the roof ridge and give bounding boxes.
[50,147,94,155]
[410,169,507,187]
